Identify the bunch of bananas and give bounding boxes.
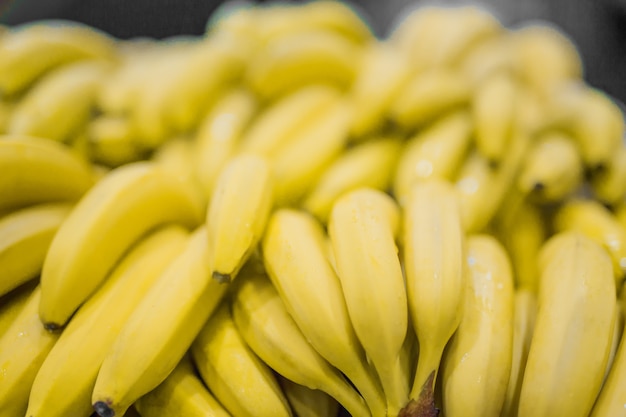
[1,1,626,417]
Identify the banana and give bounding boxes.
[246,29,362,100]
[191,301,293,417]
[553,198,626,284]
[0,280,37,338]
[0,21,117,96]
[472,71,518,165]
[500,289,538,417]
[0,136,95,212]
[400,178,465,416]
[231,267,371,417]
[604,307,624,384]
[39,161,203,329]
[92,226,228,417]
[87,115,145,168]
[278,376,340,417]
[389,69,472,131]
[0,202,72,297]
[460,34,516,83]
[26,225,189,417]
[517,232,616,417]
[328,188,410,416]
[302,136,403,223]
[517,131,583,203]
[262,209,387,417]
[207,154,273,283]
[8,60,111,143]
[591,145,626,207]
[134,355,230,417]
[193,87,258,199]
[348,42,412,138]
[0,287,59,417]
[393,110,473,205]
[441,235,514,417]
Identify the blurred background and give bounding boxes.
[1,0,625,104]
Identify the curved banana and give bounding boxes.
[39,161,203,329]
[231,267,371,417]
[134,355,230,417]
[400,178,465,416]
[329,188,410,416]
[460,34,516,83]
[0,280,37,338]
[91,226,228,417]
[191,301,293,417]
[393,110,473,205]
[302,136,402,223]
[591,145,626,207]
[26,225,189,417]
[0,287,59,417]
[0,21,117,96]
[278,376,340,417]
[0,202,72,297]
[207,154,273,283]
[604,307,624,384]
[262,209,387,417]
[87,115,145,168]
[518,232,616,417]
[0,136,95,212]
[441,235,514,417]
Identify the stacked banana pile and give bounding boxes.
[1,1,626,417]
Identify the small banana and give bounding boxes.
[87,115,145,168]
[91,226,228,417]
[206,154,273,283]
[302,136,402,223]
[0,280,37,338]
[393,110,473,205]
[517,232,616,417]
[591,145,626,207]
[460,34,516,83]
[134,355,230,417]
[26,225,189,417]
[39,161,203,329]
[262,209,387,417]
[231,267,371,417]
[0,287,59,417]
[278,376,340,417]
[0,136,95,212]
[0,202,72,297]
[441,235,514,417]
[191,301,293,417]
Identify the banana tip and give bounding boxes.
[93,401,115,417]
[42,321,64,332]
[212,271,232,284]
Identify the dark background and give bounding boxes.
[1,0,626,105]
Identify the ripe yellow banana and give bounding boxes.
[39,161,203,329]
[278,376,341,417]
[231,267,371,417]
[0,202,72,297]
[460,34,516,83]
[26,225,189,417]
[604,307,624,384]
[207,154,273,282]
[518,232,616,417]
[591,145,626,207]
[0,280,37,338]
[87,115,145,168]
[134,355,230,417]
[0,21,117,96]
[302,136,402,223]
[401,178,465,414]
[91,226,228,417]
[393,110,473,205]
[262,209,387,417]
[441,235,514,417]
[0,287,59,417]
[0,136,95,212]
[191,301,293,417]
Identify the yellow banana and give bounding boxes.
[302,136,402,223]
[87,115,145,168]
[0,136,95,212]
[134,355,230,417]
[26,225,189,417]
[401,178,465,415]
[39,161,203,329]
[0,287,59,417]
[604,307,624,384]
[591,145,626,207]
[460,34,516,83]
[393,110,473,205]
[441,235,514,417]
[328,188,410,416]
[231,267,371,417]
[262,209,387,417]
[278,376,341,417]
[91,226,228,417]
[191,301,293,417]
[0,21,117,96]
[0,280,37,338]
[0,202,72,297]
[207,154,273,283]
[518,232,616,417]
